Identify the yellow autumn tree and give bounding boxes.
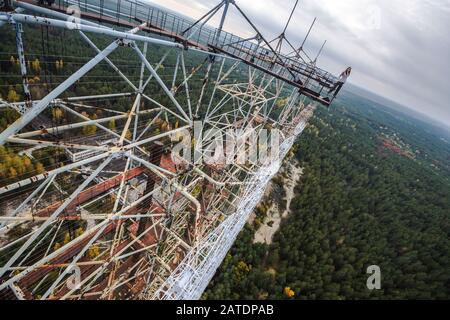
[31,58,41,73]
[22,156,33,172]
[52,107,63,122]
[81,111,97,136]
[108,119,116,131]
[8,167,17,179]
[283,287,295,298]
[82,124,97,135]
[232,261,251,282]
[7,89,19,102]
[54,242,61,251]
[160,121,171,132]
[276,97,289,108]
[88,245,100,259]
[35,162,45,174]
[63,232,71,245]
[75,227,84,238]
[12,155,26,176]
[55,59,64,70]
[0,164,6,179]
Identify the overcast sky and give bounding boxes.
[148,0,450,126]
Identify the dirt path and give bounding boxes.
[253,160,303,244]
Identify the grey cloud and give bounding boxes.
[148,0,450,126]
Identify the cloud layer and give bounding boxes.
[148,0,450,125]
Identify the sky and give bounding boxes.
[147,0,450,126]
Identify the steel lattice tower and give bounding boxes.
[0,0,344,300]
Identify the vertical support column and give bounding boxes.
[14,22,31,113]
[313,40,327,65]
[194,0,230,118]
[213,0,230,46]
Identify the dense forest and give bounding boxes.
[204,90,450,299]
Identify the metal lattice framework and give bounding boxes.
[0,0,344,300]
